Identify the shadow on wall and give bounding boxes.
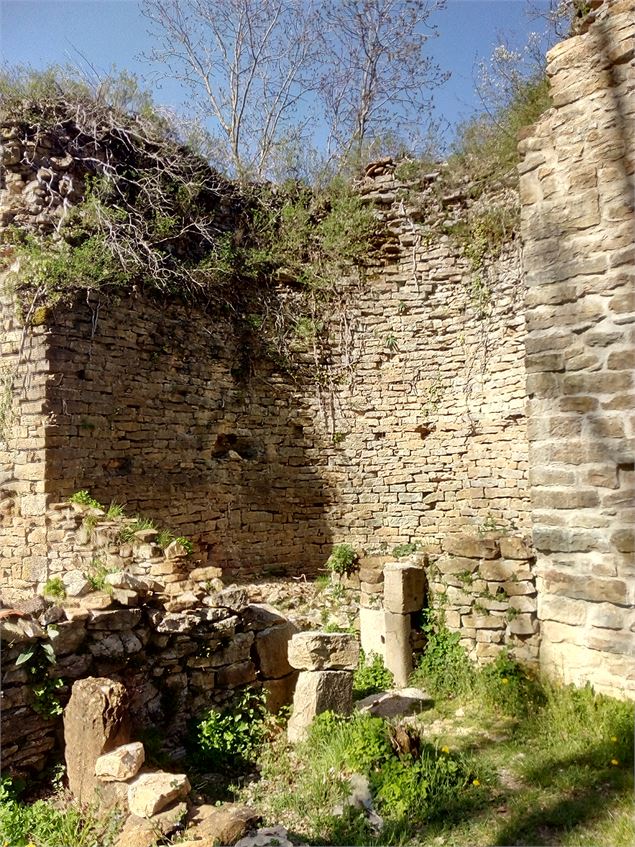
[42,294,334,580]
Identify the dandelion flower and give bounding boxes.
[611,736,618,742]
[501,678,509,684]
[472,778,480,786]
[441,745,450,753]
[611,759,619,766]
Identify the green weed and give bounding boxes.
[353,651,395,700]
[326,543,359,577]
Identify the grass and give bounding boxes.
[235,659,634,846]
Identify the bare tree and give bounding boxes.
[316,0,448,164]
[140,0,318,181]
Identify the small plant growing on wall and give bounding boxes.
[326,543,359,577]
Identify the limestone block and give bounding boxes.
[384,611,412,688]
[95,742,145,782]
[49,619,87,655]
[242,603,288,631]
[436,555,480,575]
[442,535,499,559]
[216,660,257,688]
[506,615,538,636]
[262,673,298,713]
[287,632,359,671]
[127,771,190,818]
[111,588,140,607]
[88,608,142,630]
[64,677,130,804]
[383,563,425,614]
[62,569,91,597]
[81,592,113,610]
[206,586,249,612]
[360,607,386,660]
[255,622,297,679]
[287,670,353,742]
[499,536,533,560]
[116,803,187,847]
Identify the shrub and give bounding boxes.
[326,543,359,577]
[476,650,543,718]
[69,490,103,510]
[353,650,395,700]
[411,609,475,698]
[42,577,66,601]
[188,689,267,772]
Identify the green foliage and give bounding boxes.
[326,543,359,577]
[16,642,64,718]
[117,516,156,543]
[411,609,475,698]
[84,559,115,593]
[156,528,194,554]
[188,689,267,772]
[0,777,118,847]
[353,650,395,700]
[42,577,66,601]
[475,651,543,718]
[448,74,551,191]
[391,541,420,558]
[69,490,103,510]
[105,502,124,519]
[14,235,127,306]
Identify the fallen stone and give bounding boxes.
[242,603,288,630]
[105,572,163,593]
[184,803,259,845]
[355,687,432,718]
[95,742,145,782]
[48,619,87,655]
[287,670,353,742]
[127,771,190,818]
[288,632,359,671]
[164,591,200,613]
[88,608,143,629]
[116,802,188,847]
[235,825,307,847]
[164,540,189,559]
[111,589,140,607]
[64,677,130,804]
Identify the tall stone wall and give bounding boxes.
[0,157,532,594]
[519,0,635,697]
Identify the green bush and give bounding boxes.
[326,543,359,577]
[69,490,103,510]
[353,650,395,700]
[411,609,475,698]
[476,650,543,718]
[188,689,267,772]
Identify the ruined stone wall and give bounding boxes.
[519,0,635,697]
[0,141,532,593]
[0,501,298,776]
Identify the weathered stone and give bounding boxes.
[442,535,499,559]
[262,673,298,713]
[287,632,359,671]
[356,687,431,718]
[95,742,145,782]
[216,660,257,688]
[384,611,412,688]
[184,803,259,846]
[64,677,130,804]
[436,555,480,575]
[506,615,538,636]
[242,603,288,631]
[287,670,353,742]
[360,607,386,659]
[115,802,188,847]
[206,585,249,611]
[383,562,425,614]
[255,622,297,679]
[62,569,91,597]
[498,536,533,560]
[81,592,114,610]
[127,771,190,818]
[48,619,86,655]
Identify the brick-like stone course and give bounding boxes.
[519,0,635,697]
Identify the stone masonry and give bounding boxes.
[519,0,635,697]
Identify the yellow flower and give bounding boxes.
[441,745,450,754]
[611,736,618,742]
[501,678,509,684]
[472,778,480,786]
[611,759,619,766]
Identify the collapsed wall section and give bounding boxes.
[519,0,635,696]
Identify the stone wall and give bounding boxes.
[0,501,298,776]
[519,0,635,697]
[0,146,532,593]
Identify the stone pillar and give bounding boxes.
[286,632,359,742]
[383,563,425,687]
[64,677,130,804]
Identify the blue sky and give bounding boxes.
[1,0,551,149]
